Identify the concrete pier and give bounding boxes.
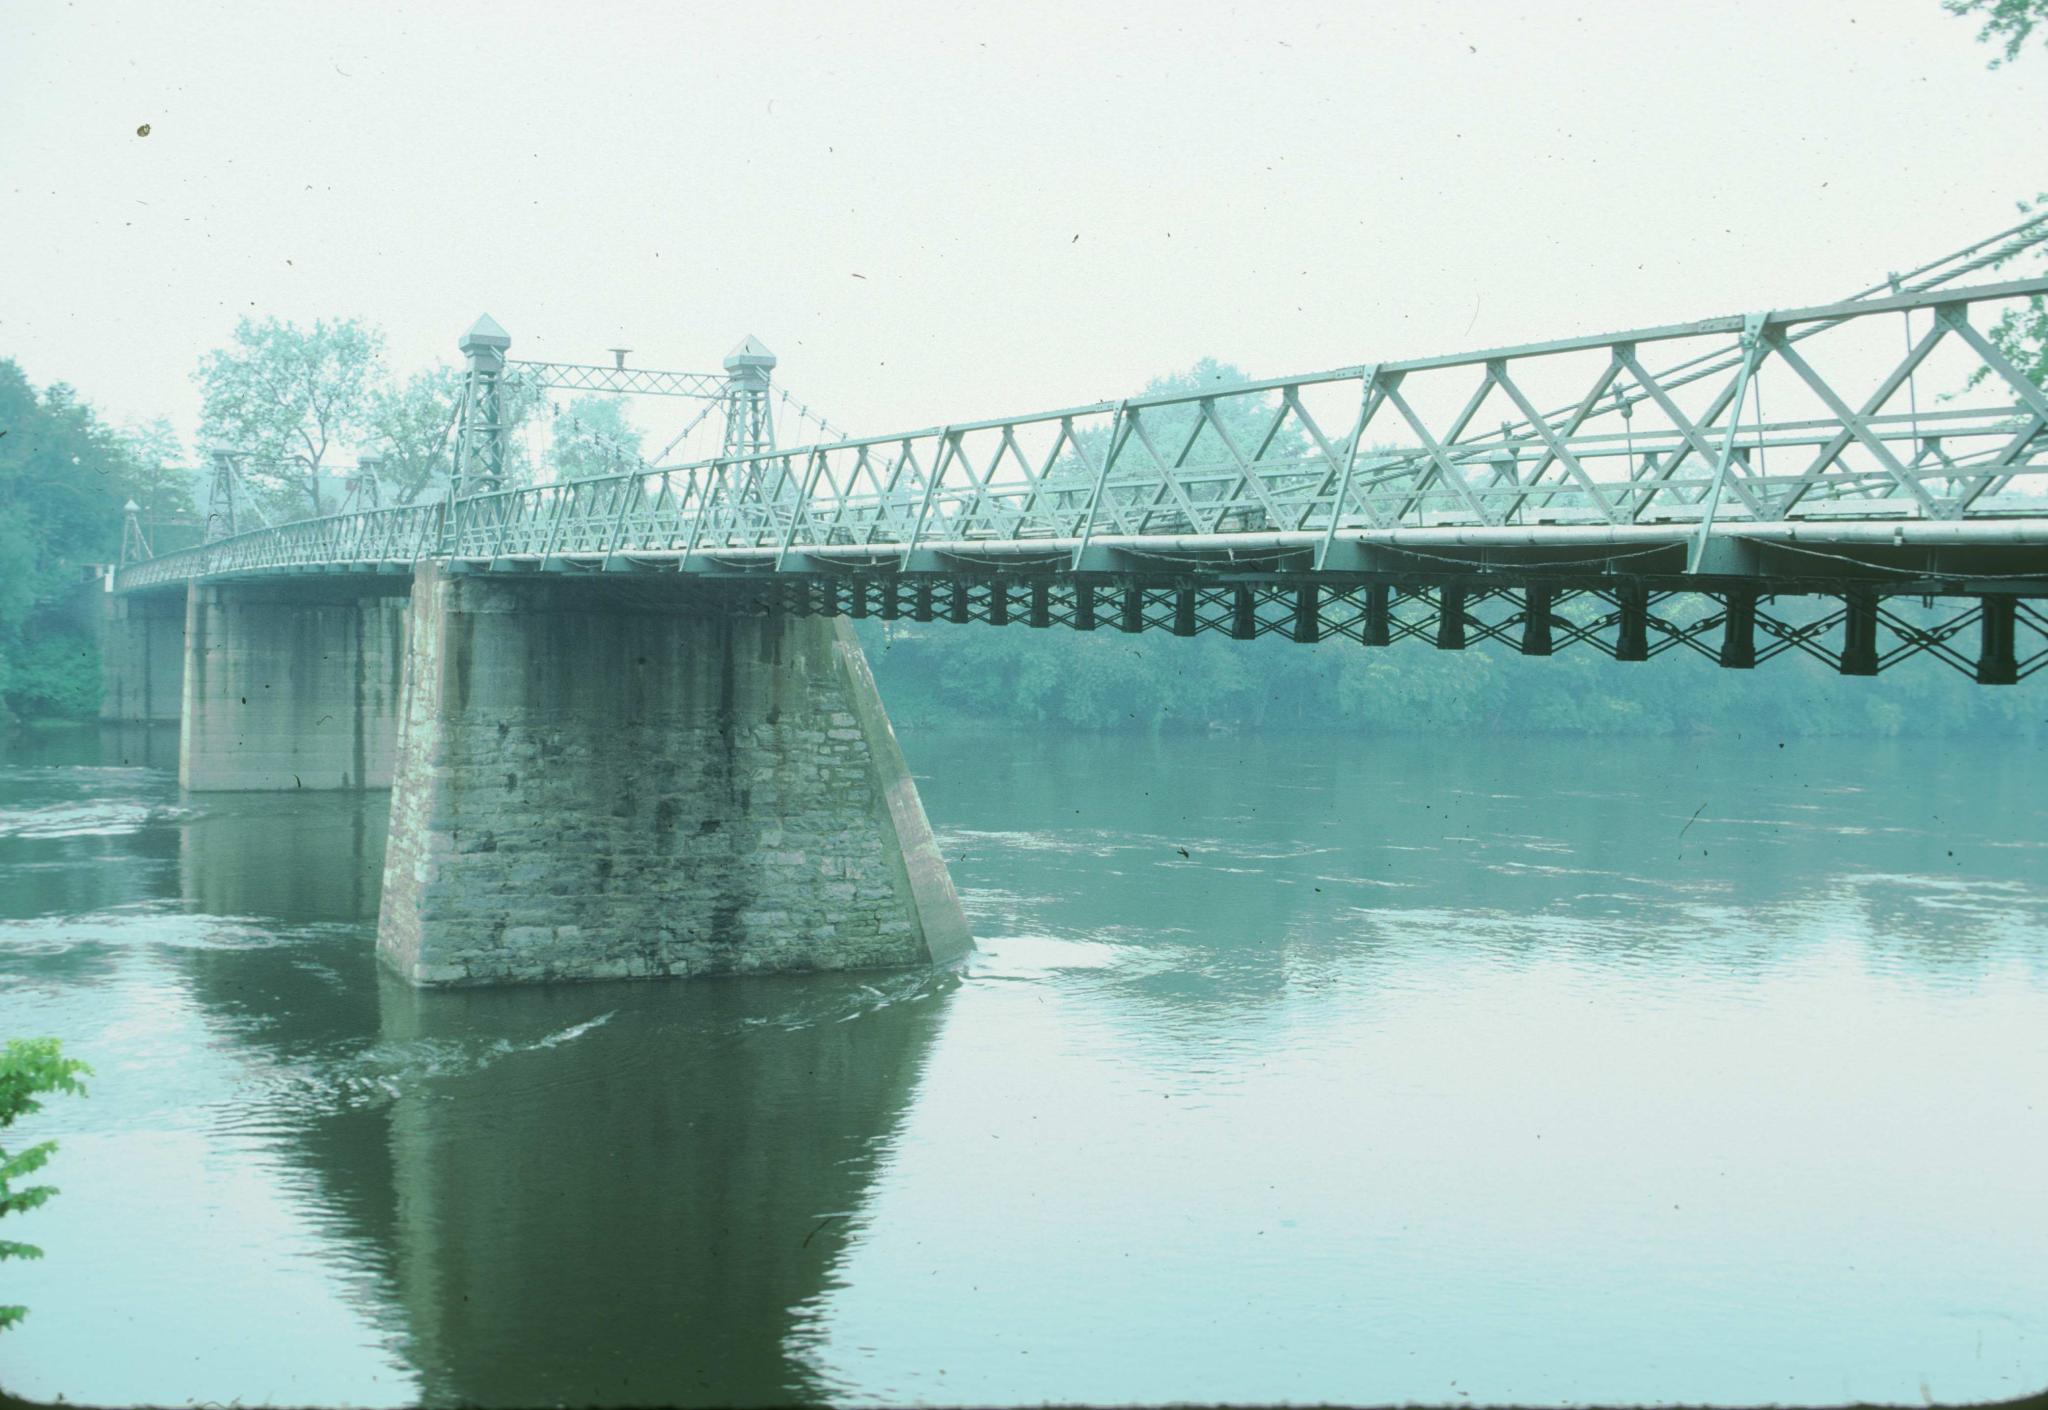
[100,588,186,723]
[376,565,971,986]
[180,579,411,791]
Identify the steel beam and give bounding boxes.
[1978,596,2019,685]
[1293,584,1321,645]
[1521,586,1554,657]
[1616,587,1649,662]
[1840,592,1880,676]
[1438,587,1468,651]
[1364,585,1391,647]
[1721,590,1758,669]
[1232,585,1258,640]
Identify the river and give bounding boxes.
[0,724,2043,1406]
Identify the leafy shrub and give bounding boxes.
[1,630,102,721]
[0,1038,91,1332]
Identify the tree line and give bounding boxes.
[193,316,646,518]
[0,316,652,723]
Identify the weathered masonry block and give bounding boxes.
[100,587,186,723]
[377,565,972,986]
[180,579,411,791]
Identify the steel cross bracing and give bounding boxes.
[115,272,2048,684]
[502,360,728,400]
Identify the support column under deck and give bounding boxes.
[180,579,411,791]
[376,565,972,987]
[100,588,187,723]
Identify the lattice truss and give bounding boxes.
[617,576,2048,685]
[429,272,2048,567]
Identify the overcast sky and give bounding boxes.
[3,0,2044,459]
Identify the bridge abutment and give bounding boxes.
[375,564,971,987]
[180,579,411,791]
[100,588,186,723]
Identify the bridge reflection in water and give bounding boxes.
[168,783,956,1407]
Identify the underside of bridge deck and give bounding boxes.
[375,563,971,986]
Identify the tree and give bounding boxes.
[364,365,462,505]
[546,394,645,482]
[0,1038,90,1332]
[1944,0,2048,64]
[195,316,385,519]
[0,360,196,720]
[118,416,200,549]
[1962,195,2048,398]
[1027,358,1312,532]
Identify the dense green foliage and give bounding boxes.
[547,394,646,481]
[1945,0,2048,64]
[196,316,613,516]
[195,316,385,518]
[0,1038,90,1332]
[1969,196,2048,403]
[364,365,463,505]
[0,361,193,723]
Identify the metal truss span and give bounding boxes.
[115,273,2048,684]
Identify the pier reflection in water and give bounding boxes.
[1,723,2044,1405]
[188,807,954,1407]
[3,726,954,1407]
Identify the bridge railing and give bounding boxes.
[446,272,2048,565]
[115,273,2048,590]
[113,503,444,591]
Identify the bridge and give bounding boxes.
[100,224,2048,988]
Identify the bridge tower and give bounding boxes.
[204,450,243,541]
[720,336,777,460]
[119,499,150,563]
[452,315,512,502]
[721,335,780,510]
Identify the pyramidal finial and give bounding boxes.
[724,335,775,371]
[460,314,511,352]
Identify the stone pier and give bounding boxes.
[100,587,186,723]
[376,565,971,986]
[180,579,411,791]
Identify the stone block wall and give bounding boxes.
[180,578,411,790]
[377,565,971,985]
[100,587,186,723]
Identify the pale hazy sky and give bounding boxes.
[3,0,2044,458]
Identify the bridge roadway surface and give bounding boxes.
[116,274,2048,681]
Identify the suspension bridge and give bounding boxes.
[99,221,2048,987]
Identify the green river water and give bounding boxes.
[0,724,2043,1406]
